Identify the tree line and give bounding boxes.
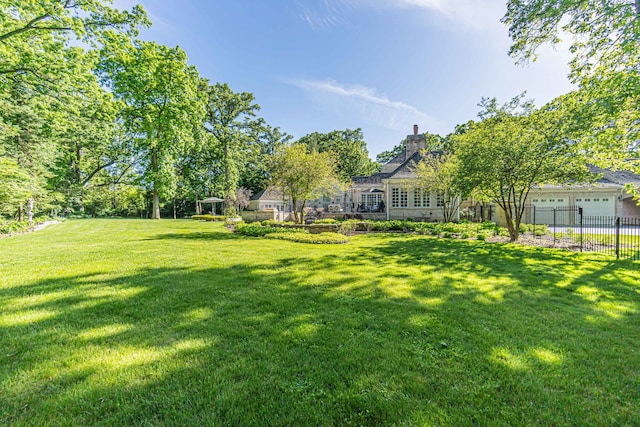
[0,1,379,221]
[1,1,637,233]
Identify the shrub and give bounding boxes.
[313,218,338,224]
[476,234,486,241]
[339,219,359,236]
[192,215,226,222]
[265,232,349,244]
[235,223,308,237]
[480,221,498,230]
[0,216,53,235]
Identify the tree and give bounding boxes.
[375,132,451,165]
[99,38,205,219]
[235,187,252,214]
[376,142,404,164]
[411,152,465,223]
[296,129,379,180]
[502,0,640,172]
[0,1,148,90]
[0,158,32,217]
[503,0,639,81]
[238,123,292,193]
[204,83,260,216]
[270,145,342,224]
[453,95,590,242]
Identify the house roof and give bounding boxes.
[250,187,287,201]
[354,149,443,184]
[589,165,640,187]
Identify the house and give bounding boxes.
[248,187,290,213]
[346,125,457,221]
[248,125,640,225]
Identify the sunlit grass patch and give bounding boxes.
[0,219,638,426]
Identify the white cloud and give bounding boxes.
[391,0,505,31]
[295,0,351,29]
[288,78,438,132]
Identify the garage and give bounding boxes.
[530,196,571,225]
[576,196,615,217]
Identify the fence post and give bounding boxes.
[553,207,557,246]
[615,217,621,259]
[533,206,536,239]
[579,207,583,252]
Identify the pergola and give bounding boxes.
[199,197,224,215]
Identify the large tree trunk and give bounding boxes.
[151,149,161,219]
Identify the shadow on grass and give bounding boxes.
[1,235,639,425]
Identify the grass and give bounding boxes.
[0,219,639,426]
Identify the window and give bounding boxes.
[361,193,382,210]
[558,199,564,203]
[414,189,431,208]
[549,199,555,202]
[576,198,582,202]
[392,188,407,208]
[532,199,539,203]
[541,199,547,202]
[603,198,609,202]
[594,198,600,202]
[585,198,591,202]
[436,192,444,207]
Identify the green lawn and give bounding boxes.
[1,219,639,426]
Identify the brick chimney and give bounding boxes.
[405,125,426,158]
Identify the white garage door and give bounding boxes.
[530,197,570,225]
[576,196,615,217]
[530,197,569,209]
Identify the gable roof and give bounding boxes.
[590,165,640,187]
[354,149,443,184]
[250,187,287,201]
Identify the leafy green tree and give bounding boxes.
[453,95,590,241]
[0,0,148,90]
[0,78,54,216]
[376,132,451,165]
[238,123,292,193]
[204,83,261,216]
[376,142,404,164]
[0,158,32,217]
[99,38,205,219]
[296,129,379,180]
[270,145,342,224]
[411,152,465,222]
[502,0,640,171]
[503,0,639,80]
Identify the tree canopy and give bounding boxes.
[270,145,342,224]
[296,129,379,180]
[453,95,590,241]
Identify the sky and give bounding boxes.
[115,0,575,158]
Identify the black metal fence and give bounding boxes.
[531,206,640,260]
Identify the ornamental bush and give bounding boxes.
[235,223,308,237]
[265,232,349,244]
[192,215,226,222]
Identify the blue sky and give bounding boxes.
[116,0,574,158]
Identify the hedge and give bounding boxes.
[265,232,349,244]
[192,215,226,222]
